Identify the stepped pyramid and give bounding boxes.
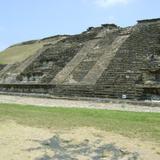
[0,18,160,100]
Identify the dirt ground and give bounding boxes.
[0,120,159,160]
[0,95,160,112]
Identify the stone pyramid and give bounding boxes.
[0,18,160,100]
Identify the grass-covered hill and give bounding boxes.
[0,36,67,64]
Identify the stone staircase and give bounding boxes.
[0,64,19,83]
[15,28,101,84]
[51,28,116,84]
[80,28,132,85]
[51,39,101,84]
[95,21,160,99]
[0,36,66,84]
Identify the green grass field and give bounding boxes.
[0,103,160,142]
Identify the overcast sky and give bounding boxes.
[0,0,159,51]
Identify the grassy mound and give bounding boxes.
[0,36,66,64]
[0,42,44,64]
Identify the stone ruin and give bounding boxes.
[0,18,160,100]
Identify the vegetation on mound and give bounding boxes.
[0,42,44,64]
[0,103,159,142]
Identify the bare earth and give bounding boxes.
[0,95,160,112]
[0,95,160,159]
[0,120,159,160]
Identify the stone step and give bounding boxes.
[80,32,131,85]
[51,28,108,84]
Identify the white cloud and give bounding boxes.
[94,0,130,8]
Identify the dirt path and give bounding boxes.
[0,120,159,160]
[0,95,160,112]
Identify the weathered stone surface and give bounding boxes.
[0,18,160,100]
[0,64,6,71]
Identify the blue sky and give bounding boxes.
[0,0,159,51]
